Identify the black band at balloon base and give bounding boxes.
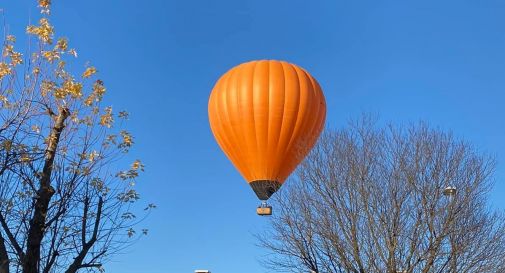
[249,180,282,200]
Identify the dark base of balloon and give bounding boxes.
[249,180,281,200]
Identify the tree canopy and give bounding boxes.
[0,1,153,273]
[259,118,505,273]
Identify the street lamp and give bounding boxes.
[195,270,210,273]
[443,186,457,197]
[443,186,457,273]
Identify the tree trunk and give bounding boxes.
[23,108,69,273]
[0,235,9,273]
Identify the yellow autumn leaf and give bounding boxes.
[100,107,114,128]
[38,0,51,9]
[82,66,97,78]
[0,63,12,79]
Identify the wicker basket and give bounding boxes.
[257,206,272,216]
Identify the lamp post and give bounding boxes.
[443,186,457,273]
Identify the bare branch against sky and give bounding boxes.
[259,116,505,273]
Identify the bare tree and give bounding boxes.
[258,117,505,273]
[0,1,153,273]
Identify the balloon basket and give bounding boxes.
[257,201,272,216]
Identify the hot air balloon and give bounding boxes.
[208,60,326,215]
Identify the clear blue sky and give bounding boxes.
[2,0,505,272]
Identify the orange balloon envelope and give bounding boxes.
[208,60,326,200]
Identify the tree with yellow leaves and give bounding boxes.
[0,1,153,273]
